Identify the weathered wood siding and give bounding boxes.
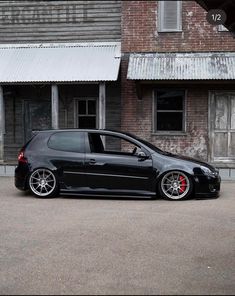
[3,85,51,161]
[3,83,121,161]
[0,0,121,43]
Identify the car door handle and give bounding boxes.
[88,159,96,165]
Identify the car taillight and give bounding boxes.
[18,150,27,164]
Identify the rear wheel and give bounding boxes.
[159,171,193,201]
[29,169,58,198]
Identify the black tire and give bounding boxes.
[158,171,193,201]
[28,168,59,198]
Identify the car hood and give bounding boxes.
[159,152,217,171]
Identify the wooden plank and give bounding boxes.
[231,96,235,129]
[99,82,106,129]
[0,18,121,27]
[0,0,121,43]
[106,83,121,131]
[0,1,121,8]
[230,132,235,157]
[0,25,121,33]
[51,85,59,129]
[214,94,228,130]
[0,86,4,161]
[214,132,228,157]
[0,35,121,43]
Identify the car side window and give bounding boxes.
[48,132,85,153]
[88,133,142,156]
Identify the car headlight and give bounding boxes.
[200,166,218,177]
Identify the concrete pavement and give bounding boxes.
[0,177,234,295]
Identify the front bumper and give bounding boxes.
[194,174,221,198]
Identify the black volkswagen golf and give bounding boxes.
[15,129,221,200]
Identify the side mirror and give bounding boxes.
[138,151,149,160]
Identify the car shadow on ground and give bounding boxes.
[15,190,220,202]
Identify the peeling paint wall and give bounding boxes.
[121,61,235,163]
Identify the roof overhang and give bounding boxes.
[196,0,235,35]
[127,52,235,81]
[0,42,121,83]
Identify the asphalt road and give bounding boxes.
[0,177,234,295]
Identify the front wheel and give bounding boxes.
[28,168,59,198]
[158,171,193,201]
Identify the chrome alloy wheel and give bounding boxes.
[161,171,190,200]
[29,169,56,197]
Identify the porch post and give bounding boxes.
[99,82,106,129]
[51,84,59,129]
[0,85,4,161]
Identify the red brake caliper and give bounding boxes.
[179,176,186,193]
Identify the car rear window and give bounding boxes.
[48,131,85,153]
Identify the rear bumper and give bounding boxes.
[194,174,221,198]
[15,165,29,191]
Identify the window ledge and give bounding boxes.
[151,132,187,136]
[158,30,183,33]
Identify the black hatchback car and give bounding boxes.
[15,129,221,200]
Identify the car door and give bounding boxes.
[84,132,154,195]
[47,131,86,190]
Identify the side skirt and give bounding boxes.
[60,187,156,198]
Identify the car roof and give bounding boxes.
[34,128,134,137]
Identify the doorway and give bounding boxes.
[209,92,235,162]
[24,100,51,142]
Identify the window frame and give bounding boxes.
[87,132,144,157]
[74,98,98,129]
[152,89,187,135]
[158,0,182,33]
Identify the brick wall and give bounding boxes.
[121,1,235,161]
[122,0,235,53]
[121,60,235,161]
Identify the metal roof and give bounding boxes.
[0,42,121,83]
[127,52,235,80]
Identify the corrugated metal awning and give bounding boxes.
[0,42,121,83]
[127,52,235,80]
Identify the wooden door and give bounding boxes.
[24,100,51,142]
[209,92,235,162]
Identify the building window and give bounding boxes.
[158,0,182,32]
[154,90,185,132]
[76,98,97,128]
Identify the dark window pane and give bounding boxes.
[157,112,183,131]
[78,100,86,115]
[88,100,96,115]
[79,117,96,129]
[89,134,139,155]
[48,132,84,153]
[157,90,184,110]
